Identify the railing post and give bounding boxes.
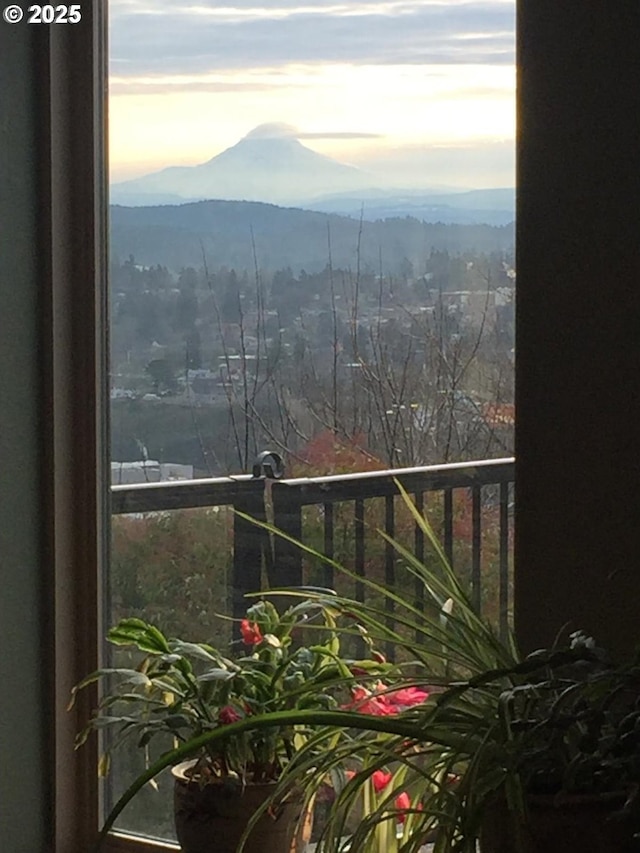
[232,451,286,623]
[271,482,303,589]
[232,479,267,625]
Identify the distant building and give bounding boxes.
[480,403,515,429]
[111,460,194,485]
[110,387,135,400]
[426,288,515,331]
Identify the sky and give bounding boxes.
[109,0,515,189]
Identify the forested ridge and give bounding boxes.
[110,199,515,274]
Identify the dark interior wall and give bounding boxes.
[515,6,640,657]
[0,24,49,853]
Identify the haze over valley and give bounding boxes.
[111,123,515,226]
[109,118,515,476]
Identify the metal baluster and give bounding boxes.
[323,501,334,589]
[384,494,395,660]
[472,486,482,614]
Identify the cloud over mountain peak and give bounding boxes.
[244,122,299,139]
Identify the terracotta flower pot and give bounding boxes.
[172,761,312,853]
[480,790,638,853]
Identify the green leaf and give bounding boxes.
[137,730,155,749]
[169,640,220,662]
[69,667,155,710]
[85,715,142,728]
[164,714,191,730]
[197,668,235,683]
[97,752,111,778]
[148,677,187,697]
[107,619,171,654]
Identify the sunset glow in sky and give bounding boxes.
[109,0,515,188]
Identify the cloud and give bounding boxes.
[298,131,384,139]
[240,122,381,139]
[109,1,515,80]
[244,121,299,138]
[109,78,302,95]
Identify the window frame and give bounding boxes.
[37,1,640,850]
[38,4,111,851]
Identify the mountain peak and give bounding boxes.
[112,123,373,206]
[243,122,299,140]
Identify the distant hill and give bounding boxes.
[111,123,374,207]
[110,199,515,274]
[304,187,515,226]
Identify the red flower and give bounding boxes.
[218,705,241,725]
[395,791,412,822]
[372,770,392,793]
[240,619,263,645]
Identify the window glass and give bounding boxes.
[108,0,515,840]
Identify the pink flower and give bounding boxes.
[218,705,241,725]
[342,686,396,716]
[383,686,430,708]
[361,696,395,715]
[240,619,263,645]
[350,686,369,703]
[372,770,393,793]
[343,684,429,716]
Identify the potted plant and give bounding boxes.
[80,486,640,852]
[277,491,640,853]
[276,493,640,852]
[467,634,640,853]
[76,486,514,851]
[71,597,390,853]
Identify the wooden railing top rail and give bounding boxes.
[111,474,257,515]
[111,457,515,515]
[270,457,514,506]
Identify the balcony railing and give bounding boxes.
[111,455,515,640]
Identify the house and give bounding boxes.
[2,5,640,852]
